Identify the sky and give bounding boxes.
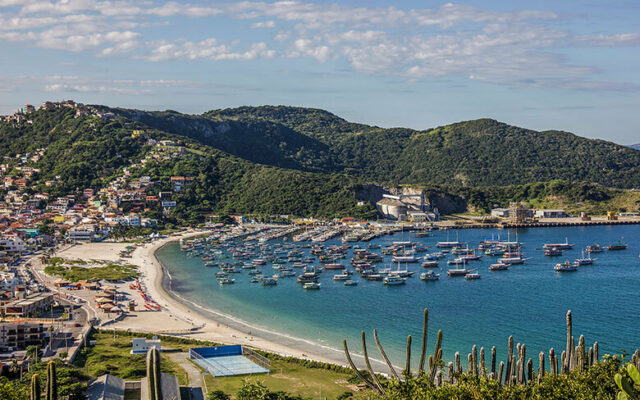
[1,0,639,144]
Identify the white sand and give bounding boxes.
[53,231,352,367]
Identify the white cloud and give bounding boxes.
[0,0,637,90]
[251,20,275,28]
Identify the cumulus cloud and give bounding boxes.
[0,0,638,90]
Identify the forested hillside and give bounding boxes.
[2,103,640,220]
[114,105,640,188]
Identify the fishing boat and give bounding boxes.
[543,238,574,250]
[586,244,604,253]
[420,270,440,281]
[608,238,627,250]
[252,259,267,266]
[344,280,358,286]
[261,277,278,286]
[416,231,430,237]
[303,282,321,290]
[465,270,481,280]
[489,263,509,271]
[498,252,529,265]
[383,275,406,285]
[422,260,439,268]
[323,263,345,270]
[333,273,349,281]
[447,268,469,277]
[484,247,504,256]
[554,261,578,272]
[250,277,260,283]
[391,255,418,263]
[436,231,462,248]
[297,272,319,283]
[574,250,597,265]
[544,247,563,256]
[218,277,235,284]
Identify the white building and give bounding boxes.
[131,336,161,354]
[534,209,567,218]
[0,237,28,253]
[491,208,510,218]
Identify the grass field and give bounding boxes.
[44,257,139,282]
[201,357,356,399]
[74,331,188,385]
[76,330,358,399]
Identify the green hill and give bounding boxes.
[2,103,640,221]
[119,105,640,188]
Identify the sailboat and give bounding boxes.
[574,249,597,265]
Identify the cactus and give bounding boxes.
[538,352,545,384]
[480,347,486,377]
[614,363,640,400]
[31,373,41,400]
[467,354,473,375]
[498,361,504,385]
[634,349,640,371]
[436,370,443,387]
[418,308,428,376]
[146,347,163,400]
[361,332,384,393]
[46,360,57,400]
[561,351,567,375]
[429,330,443,382]
[565,310,572,374]
[471,345,478,376]
[594,341,599,365]
[527,358,533,384]
[455,352,461,375]
[505,336,513,386]
[549,349,557,376]
[403,335,412,378]
[491,346,497,377]
[447,362,454,384]
[373,329,401,381]
[343,339,380,393]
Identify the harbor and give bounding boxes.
[157,223,640,367]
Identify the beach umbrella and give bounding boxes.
[95,297,112,304]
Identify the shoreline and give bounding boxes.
[125,230,386,371]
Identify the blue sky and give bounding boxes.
[1,0,639,143]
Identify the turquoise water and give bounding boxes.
[156,225,640,368]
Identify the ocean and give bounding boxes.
[156,225,640,368]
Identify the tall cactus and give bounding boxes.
[31,373,41,400]
[538,352,545,384]
[471,345,478,376]
[480,347,486,377]
[343,339,380,393]
[404,335,412,378]
[455,352,461,375]
[447,362,454,384]
[505,336,513,386]
[491,346,497,378]
[418,308,428,376]
[146,347,163,400]
[46,360,57,400]
[593,342,599,365]
[373,329,401,381]
[564,310,572,374]
[428,330,443,382]
[498,361,504,385]
[549,348,557,376]
[361,332,384,393]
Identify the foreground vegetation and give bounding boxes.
[343,309,640,400]
[44,257,138,282]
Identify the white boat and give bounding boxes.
[543,238,574,250]
[344,280,358,286]
[391,255,418,263]
[574,250,597,265]
[383,275,406,285]
[303,282,321,290]
[554,261,578,272]
[333,273,349,281]
[465,271,481,280]
[420,270,440,281]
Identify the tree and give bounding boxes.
[207,390,230,400]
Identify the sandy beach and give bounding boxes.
[53,230,366,369]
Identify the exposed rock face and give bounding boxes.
[354,184,468,215]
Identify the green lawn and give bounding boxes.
[76,330,358,399]
[74,331,188,385]
[44,259,139,282]
[202,357,356,399]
